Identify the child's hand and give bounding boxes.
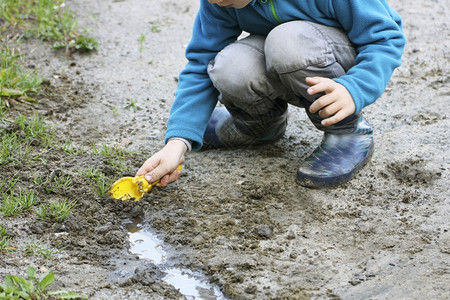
[136,139,187,187]
[306,77,356,126]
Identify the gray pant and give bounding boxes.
[207,20,358,133]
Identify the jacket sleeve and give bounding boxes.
[165,0,241,151]
[329,0,406,112]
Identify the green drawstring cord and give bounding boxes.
[260,0,281,23]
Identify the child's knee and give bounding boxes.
[208,37,266,99]
[265,21,334,74]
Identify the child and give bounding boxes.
[136,0,406,188]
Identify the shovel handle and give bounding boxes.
[135,164,183,193]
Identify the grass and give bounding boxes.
[0,266,86,299]
[0,189,37,217]
[35,198,77,222]
[91,143,135,173]
[0,131,33,165]
[16,113,54,146]
[33,173,72,193]
[79,168,114,197]
[150,24,161,33]
[59,139,86,155]
[124,98,142,112]
[0,1,137,297]
[0,112,54,165]
[0,46,43,105]
[23,241,63,259]
[0,225,13,254]
[0,175,19,193]
[92,143,130,158]
[0,0,98,54]
[138,33,147,56]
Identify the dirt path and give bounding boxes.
[2,0,449,299]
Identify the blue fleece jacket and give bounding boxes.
[165,0,406,151]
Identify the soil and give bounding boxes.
[1,0,449,299]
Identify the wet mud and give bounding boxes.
[1,0,449,299]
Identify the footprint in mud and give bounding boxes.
[386,158,442,185]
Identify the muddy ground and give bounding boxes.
[1,0,449,299]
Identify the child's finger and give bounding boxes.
[135,158,157,176]
[309,93,334,113]
[318,101,340,118]
[144,162,171,183]
[321,109,349,126]
[157,170,181,187]
[306,77,334,95]
[305,76,321,86]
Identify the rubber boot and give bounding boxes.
[297,114,374,188]
[202,107,287,150]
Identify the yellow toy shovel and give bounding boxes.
[108,165,182,201]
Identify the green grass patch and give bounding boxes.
[59,139,86,155]
[33,173,72,193]
[0,0,98,53]
[0,113,54,165]
[0,175,19,194]
[0,131,33,165]
[91,143,136,173]
[91,143,130,158]
[0,225,13,254]
[16,113,54,146]
[0,46,43,104]
[79,168,114,197]
[35,198,76,222]
[24,241,64,259]
[0,189,37,217]
[0,266,87,299]
[124,98,143,113]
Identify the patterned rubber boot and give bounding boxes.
[297,115,374,188]
[202,107,287,150]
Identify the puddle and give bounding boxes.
[125,218,225,300]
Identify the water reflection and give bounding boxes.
[125,218,225,300]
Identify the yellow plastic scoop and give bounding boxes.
[108,165,182,201]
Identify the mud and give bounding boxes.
[1,0,449,299]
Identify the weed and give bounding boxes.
[23,243,39,256]
[23,241,63,259]
[62,34,98,52]
[0,225,7,236]
[33,172,72,193]
[0,0,98,54]
[0,235,12,253]
[0,46,43,105]
[0,102,7,118]
[0,131,32,165]
[0,189,37,217]
[79,168,114,197]
[59,139,85,155]
[0,225,13,254]
[91,143,135,173]
[0,113,54,165]
[124,98,142,112]
[106,158,129,174]
[91,143,134,158]
[16,113,54,146]
[150,24,161,33]
[138,33,147,56]
[36,198,76,222]
[0,266,86,299]
[0,175,19,194]
[80,167,105,180]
